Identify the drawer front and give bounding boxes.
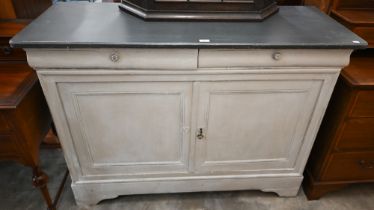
[26,48,198,70]
[0,113,11,133]
[323,152,374,181]
[198,49,351,68]
[336,118,374,151]
[26,48,352,70]
[350,90,374,117]
[0,134,17,157]
[0,38,26,62]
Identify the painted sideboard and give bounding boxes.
[10,3,366,208]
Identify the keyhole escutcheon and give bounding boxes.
[197,128,205,140]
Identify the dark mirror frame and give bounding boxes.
[119,0,278,21]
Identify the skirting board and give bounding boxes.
[72,175,303,208]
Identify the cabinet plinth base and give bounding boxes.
[72,175,303,207]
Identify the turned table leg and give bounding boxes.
[32,167,55,210]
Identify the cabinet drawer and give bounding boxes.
[323,152,374,181]
[336,118,374,151]
[350,90,374,117]
[0,135,17,156]
[26,48,198,70]
[0,38,26,62]
[198,49,350,68]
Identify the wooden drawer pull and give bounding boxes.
[358,160,374,169]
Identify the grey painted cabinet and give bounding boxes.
[23,48,353,208]
[10,4,365,208]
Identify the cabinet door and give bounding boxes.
[58,82,192,177]
[194,80,322,173]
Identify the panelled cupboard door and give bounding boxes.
[193,80,322,173]
[58,82,192,177]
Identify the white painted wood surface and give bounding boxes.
[25,48,352,208]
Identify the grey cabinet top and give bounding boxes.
[10,2,367,49]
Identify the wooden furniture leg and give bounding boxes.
[53,169,69,209]
[32,166,55,210]
[303,170,348,200]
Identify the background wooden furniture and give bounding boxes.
[303,0,374,200]
[0,0,59,145]
[330,2,374,48]
[303,0,374,47]
[0,64,56,209]
[0,0,51,39]
[0,1,67,209]
[0,0,52,48]
[303,0,333,12]
[0,0,52,19]
[303,50,374,199]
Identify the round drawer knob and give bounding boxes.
[110,52,120,62]
[272,52,281,61]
